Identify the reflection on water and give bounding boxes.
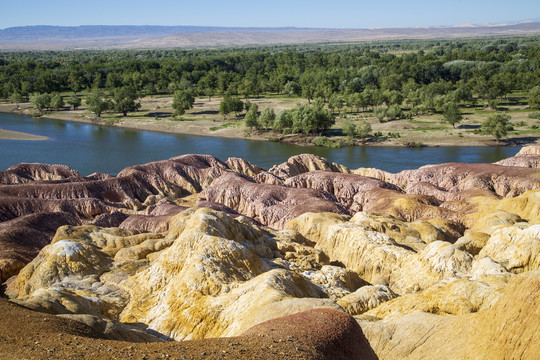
[0,112,522,176]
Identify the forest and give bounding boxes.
[1,36,540,142]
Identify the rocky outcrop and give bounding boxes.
[494,145,540,168]
[496,153,540,168]
[268,153,351,179]
[0,212,81,282]
[0,163,79,184]
[367,274,510,318]
[285,171,401,210]
[2,149,540,358]
[337,285,398,315]
[478,224,540,273]
[12,208,350,341]
[199,172,350,229]
[226,157,264,177]
[117,154,230,194]
[0,297,378,360]
[0,196,117,222]
[358,271,540,360]
[286,212,472,295]
[0,154,240,285]
[390,162,540,197]
[354,188,462,223]
[516,144,540,155]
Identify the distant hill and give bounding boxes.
[1,22,539,50]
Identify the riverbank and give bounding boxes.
[1,95,538,147]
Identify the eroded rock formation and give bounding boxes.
[1,149,539,359]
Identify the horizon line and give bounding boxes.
[1,20,538,32]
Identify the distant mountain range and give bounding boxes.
[1,22,539,50]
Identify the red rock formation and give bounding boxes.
[226,157,264,177]
[242,308,378,360]
[495,154,540,168]
[268,153,351,179]
[199,172,350,229]
[119,214,172,233]
[0,196,116,222]
[405,182,499,203]
[90,211,130,228]
[0,163,79,184]
[118,154,229,194]
[285,171,402,209]
[391,162,540,197]
[0,212,81,282]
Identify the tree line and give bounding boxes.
[2,37,540,141]
[1,37,539,105]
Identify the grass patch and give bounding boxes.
[171,117,196,122]
[411,126,448,131]
[513,128,540,134]
[210,122,237,131]
[408,119,433,124]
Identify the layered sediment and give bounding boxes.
[1,146,539,359]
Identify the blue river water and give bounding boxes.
[0,112,521,176]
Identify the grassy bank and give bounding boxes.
[1,93,539,147]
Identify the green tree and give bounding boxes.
[50,93,64,111]
[230,97,244,117]
[113,87,141,116]
[374,106,387,122]
[86,90,111,117]
[10,92,23,107]
[66,94,82,110]
[386,104,402,120]
[290,103,335,135]
[29,93,51,113]
[443,102,463,128]
[219,96,232,118]
[245,103,259,130]
[284,81,300,97]
[356,120,372,139]
[328,94,344,115]
[172,90,195,116]
[481,113,512,142]
[274,110,293,133]
[343,119,357,138]
[528,86,540,109]
[219,95,243,118]
[68,71,83,93]
[259,107,276,130]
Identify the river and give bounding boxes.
[0,112,521,176]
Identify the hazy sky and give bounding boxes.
[1,0,539,29]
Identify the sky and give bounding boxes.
[1,0,539,29]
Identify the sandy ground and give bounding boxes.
[0,128,50,141]
[1,97,538,147]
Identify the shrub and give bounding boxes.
[528,111,540,120]
[403,141,426,148]
[313,136,342,148]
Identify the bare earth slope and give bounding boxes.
[0,299,376,360]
